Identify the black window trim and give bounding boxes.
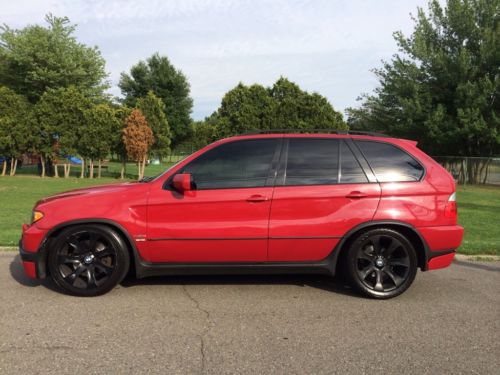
[352,139,427,183]
[163,138,284,191]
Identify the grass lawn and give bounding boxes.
[0,176,498,255]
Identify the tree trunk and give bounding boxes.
[141,156,147,179]
[120,162,125,179]
[65,163,71,178]
[40,155,46,178]
[1,160,6,176]
[137,161,141,180]
[9,158,14,176]
[89,159,94,179]
[98,159,102,178]
[80,159,85,178]
[13,159,17,176]
[54,163,59,178]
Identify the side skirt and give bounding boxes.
[135,260,334,279]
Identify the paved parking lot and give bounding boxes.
[1,251,499,374]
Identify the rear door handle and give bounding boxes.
[346,191,368,199]
[246,194,269,203]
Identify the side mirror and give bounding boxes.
[172,173,192,192]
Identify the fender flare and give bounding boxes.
[36,218,143,279]
[328,220,432,274]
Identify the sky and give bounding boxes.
[1,0,430,120]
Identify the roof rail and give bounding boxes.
[240,129,388,137]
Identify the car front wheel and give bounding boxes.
[346,228,417,299]
[48,224,130,296]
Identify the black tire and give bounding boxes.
[48,225,130,296]
[346,228,417,299]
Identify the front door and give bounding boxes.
[147,138,281,263]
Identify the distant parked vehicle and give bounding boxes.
[19,131,463,298]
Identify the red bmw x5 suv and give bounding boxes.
[19,132,463,298]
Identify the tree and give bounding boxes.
[0,86,30,176]
[0,14,108,103]
[31,86,91,177]
[192,77,346,144]
[136,91,172,159]
[347,0,499,183]
[122,109,154,180]
[270,77,345,130]
[81,103,120,178]
[119,53,193,147]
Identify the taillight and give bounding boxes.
[444,192,457,220]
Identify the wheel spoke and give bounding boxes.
[67,235,83,254]
[58,254,81,265]
[359,264,375,280]
[88,232,99,251]
[95,247,114,259]
[388,257,410,268]
[374,270,384,291]
[384,268,403,287]
[94,260,113,275]
[370,236,382,254]
[65,264,86,284]
[86,267,97,289]
[384,238,401,256]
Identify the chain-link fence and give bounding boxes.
[433,156,500,185]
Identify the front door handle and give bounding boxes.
[346,191,368,199]
[246,194,269,203]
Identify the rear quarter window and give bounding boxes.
[355,140,424,182]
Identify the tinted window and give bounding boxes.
[340,141,368,183]
[284,139,339,185]
[355,140,424,182]
[182,139,278,189]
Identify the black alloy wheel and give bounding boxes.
[347,228,417,299]
[48,225,130,296]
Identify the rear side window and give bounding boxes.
[182,139,278,189]
[355,140,424,182]
[340,141,368,183]
[284,139,339,185]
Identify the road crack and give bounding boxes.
[182,285,211,374]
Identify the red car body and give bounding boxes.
[19,133,463,293]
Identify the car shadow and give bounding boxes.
[9,254,361,298]
[121,273,361,297]
[9,254,59,292]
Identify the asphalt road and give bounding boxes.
[1,251,499,374]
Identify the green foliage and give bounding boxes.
[81,103,120,161]
[31,86,91,159]
[347,0,499,157]
[119,53,193,147]
[136,91,172,158]
[0,14,108,102]
[0,86,31,158]
[191,77,346,146]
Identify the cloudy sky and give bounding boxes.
[2,0,429,120]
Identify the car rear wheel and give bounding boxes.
[346,228,417,299]
[48,225,130,296]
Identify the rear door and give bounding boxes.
[268,138,381,261]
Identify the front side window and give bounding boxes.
[181,139,278,189]
[284,138,339,186]
[355,140,424,182]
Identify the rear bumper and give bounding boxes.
[418,225,464,271]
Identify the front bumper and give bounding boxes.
[19,223,49,280]
[19,241,39,279]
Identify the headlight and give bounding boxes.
[31,210,44,224]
